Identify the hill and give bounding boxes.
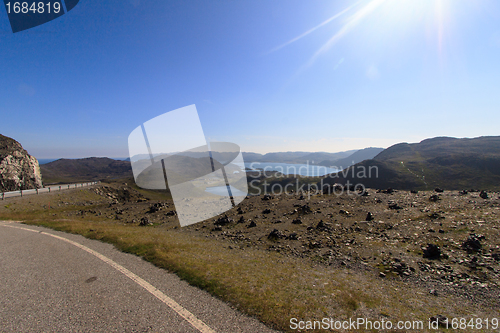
[0,134,43,191]
[242,150,357,164]
[318,147,384,168]
[320,136,500,190]
[40,157,132,184]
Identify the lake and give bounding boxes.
[205,185,247,197]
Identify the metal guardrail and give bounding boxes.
[1,181,100,200]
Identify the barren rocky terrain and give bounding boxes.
[66,183,500,309]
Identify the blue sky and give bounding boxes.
[1,0,500,158]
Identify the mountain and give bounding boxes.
[318,147,384,168]
[242,150,358,164]
[0,134,43,191]
[320,136,500,190]
[300,151,357,164]
[134,154,241,189]
[258,152,311,163]
[241,152,265,162]
[40,157,132,184]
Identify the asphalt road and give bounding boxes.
[0,221,279,333]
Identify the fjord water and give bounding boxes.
[205,185,247,197]
[204,162,339,197]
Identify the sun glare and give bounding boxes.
[272,0,457,74]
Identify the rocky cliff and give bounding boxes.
[0,134,43,192]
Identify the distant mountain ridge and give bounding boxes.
[242,149,358,164]
[40,157,132,184]
[318,147,384,168]
[38,149,370,184]
[35,136,500,190]
[321,136,500,190]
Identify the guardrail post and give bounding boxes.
[68,185,70,189]
[48,187,51,193]
[59,186,61,191]
[20,189,23,197]
[1,192,4,200]
[36,188,38,194]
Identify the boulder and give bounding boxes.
[462,234,484,253]
[316,220,332,231]
[247,220,257,228]
[430,315,448,328]
[429,195,440,202]
[139,217,152,226]
[422,243,442,259]
[388,202,402,210]
[147,202,166,213]
[215,215,233,226]
[297,204,312,215]
[261,194,273,201]
[268,229,285,240]
[0,134,42,191]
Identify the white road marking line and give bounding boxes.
[0,222,216,333]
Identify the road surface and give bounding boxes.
[0,221,279,333]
